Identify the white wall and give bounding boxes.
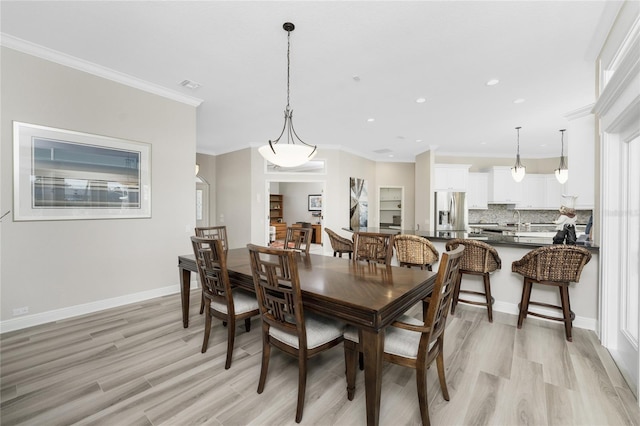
[0,48,197,330]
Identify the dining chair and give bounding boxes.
[512,245,591,341]
[445,238,501,322]
[284,226,312,255]
[247,244,345,423]
[343,244,464,426]
[194,225,229,314]
[353,231,394,265]
[194,225,228,251]
[394,234,439,271]
[191,236,259,369]
[324,227,354,259]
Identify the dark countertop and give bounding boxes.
[343,227,599,252]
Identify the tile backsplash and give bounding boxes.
[469,204,592,225]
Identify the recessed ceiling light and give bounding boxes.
[367,118,375,122]
[388,154,394,158]
[416,139,423,143]
[416,97,426,103]
[513,98,525,104]
[480,142,487,145]
[179,79,202,90]
[486,79,500,86]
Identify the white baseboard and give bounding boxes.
[492,300,596,331]
[0,280,199,334]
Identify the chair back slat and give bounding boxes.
[512,245,591,282]
[424,245,464,346]
[394,234,439,267]
[284,227,312,255]
[353,232,394,265]
[247,244,306,339]
[194,226,229,252]
[191,236,233,313]
[446,238,501,273]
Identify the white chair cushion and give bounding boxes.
[344,314,430,360]
[211,289,259,315]
[269,312,345,349]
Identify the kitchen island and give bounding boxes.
[344,227,599,332]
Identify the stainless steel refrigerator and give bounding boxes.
[434,191,468,232]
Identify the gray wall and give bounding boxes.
[0,48,197,326]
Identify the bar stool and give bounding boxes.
[512,245,591,342]
[445,239,501,322]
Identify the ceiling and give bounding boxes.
[1,1,620,162]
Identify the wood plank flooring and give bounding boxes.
[2,289,639,425]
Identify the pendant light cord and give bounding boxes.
[286,29,291,111]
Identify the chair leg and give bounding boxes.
[199,291,205,315]
[334,251,338,257]
[483,273,494,323]
[416,363,431,426]
[436,338,450,401]
[344,341,357,400]
[257,330,271,394]
[517,278,533,329]
[244,317,252,332]
[201,302,212,353]
[224,317,235,369]
[559,284,573,342]
[295,354,308,423]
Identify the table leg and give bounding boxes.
[180,267,191,328]
[361,328,384,426]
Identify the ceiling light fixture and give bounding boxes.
[258,22,317,168]
[416,97,426,103]
[555,129,569,184]
[511,126,526,182]
[513,98,525,104]
[486,79,499,86]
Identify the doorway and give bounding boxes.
[378,186,404,230]
[195,176,210,228]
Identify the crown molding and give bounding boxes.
[0,33,203,107]
[564,104,595,121]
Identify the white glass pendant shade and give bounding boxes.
[259,144,317,168]
[511,165,526,182]
[555,167,568,184]
[261,22,317,168]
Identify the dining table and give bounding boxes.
[178,248,437,426]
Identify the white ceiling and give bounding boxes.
[1,1,620,162]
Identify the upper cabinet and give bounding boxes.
[487,167,522,204]
[467,172,488,209]
[516,175,565,209]
[434,164,470,191]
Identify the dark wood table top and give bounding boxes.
[179,247,437,331]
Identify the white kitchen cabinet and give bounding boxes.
[544,175,565,209]
[516,174,566,209]
[517,175,545,209]
[467,172,488,209]
[434,164,470,191]
[487,166,522,204]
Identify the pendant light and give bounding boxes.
[259,22,317,168]
[511,126,526,182]
[555,129,568,184]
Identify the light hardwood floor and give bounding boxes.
[1,288,639,425]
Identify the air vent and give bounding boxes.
[373,148,393,154]
[179,80,202,90]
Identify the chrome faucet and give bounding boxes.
[513,210,521,230]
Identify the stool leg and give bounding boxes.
[450,273,463,315]
[559,284,573,342]
[517,278,532,329]
[483,273,493,323]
